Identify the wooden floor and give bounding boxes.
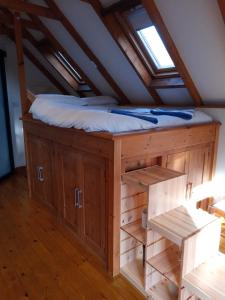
[0,170,145,300]
[0,171,224,300]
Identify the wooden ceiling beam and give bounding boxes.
[43,0,130,104]
[22,30,81,94]
[142,0,203,106]
[151,77,185,89]
[218,0,225,23]
[0,0,59,19]
[101,0,141,16]
[14,13,30,115]
[88,0,163,105]
[26,13,102,96]
[4,25,69,95]
[0,8,40,30]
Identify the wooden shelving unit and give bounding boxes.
[149,205,219,246]
[120,165,225,300]
[121,258,145,291]
[149,279,178,300]
[146,244,181,286]
[121,220,146,244]
[182,252,225,300]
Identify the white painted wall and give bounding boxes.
[200,108,225,180]
[0,36,61,167]
[155,0,225,104]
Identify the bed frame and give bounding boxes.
[23,114,220,277]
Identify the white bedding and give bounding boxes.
[29,96,213,133]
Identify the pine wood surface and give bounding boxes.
[0,170,145,300]
[149,205,219,246]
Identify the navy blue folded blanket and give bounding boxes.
[150,108,195,120]
[110,109,158,124]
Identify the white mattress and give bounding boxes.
[29,97,213,133]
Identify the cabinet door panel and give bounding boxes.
[166,146,212,206]
[166,151,189,174]
[82,154,106,259]
[27,135,55,209]
[59,148,83,236]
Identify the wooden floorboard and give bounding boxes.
[0,171,224,299]
[0,170,145,300]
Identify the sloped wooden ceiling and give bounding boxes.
[1,0,225,106]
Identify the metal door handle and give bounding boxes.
[186,182,193,199]
[39,167,44,182]
[37,166,44,182]
[74,188,79,207]
[77,189,83,208]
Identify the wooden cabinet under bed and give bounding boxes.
[56,146,107,260]
[23,116,220,277]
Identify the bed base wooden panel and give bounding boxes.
[23,116,220,277]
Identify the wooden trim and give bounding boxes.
[43,0,130,104]
[101,0,140,16]
[120,10,177,77]
[151,77,185,89]
[88,0,163,105]
[107,139,122,276]
[22,19,40,31]
[142,0,203,107]
[24,48,69,95]
[14,13,30,115]
[5,25,69,94]
[0,8,40,30]
[218,0,225,23]
[39,42,80,91]
[0,0,59,19]
[27,14,102,96]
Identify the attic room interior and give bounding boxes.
[1,0,225,299]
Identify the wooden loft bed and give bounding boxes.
[23,113,220,277]
[12,10,220,278]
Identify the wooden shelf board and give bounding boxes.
[122,165,184,188]
[147,278,178,300]
[121,220,146,244]
[183,252,225,300]
[149,205,218,246]
[147,244,181,286]
[121,258,145,291]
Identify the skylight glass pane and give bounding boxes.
[137,26,175,69]
[56,51,83,82]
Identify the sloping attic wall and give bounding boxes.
[30,0,155,103]
[26,0,225,105]
[27,0,190,104]
[0,35,67,166]
[154,0,225,104]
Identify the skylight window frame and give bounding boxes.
[121,9,177,77]
[54,51,85,85]
[136,26,176,72]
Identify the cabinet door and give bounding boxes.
[59,147,83,236]
[166,145,212,202]
[27,135,55,209]
[82,154,107,259]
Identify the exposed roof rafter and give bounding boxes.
[14,12,30,114]
[0,8,41,30]
[101,0,140,16]
[43,0,130,104]
[142,0,203,106]
[3,20,70,95]
[87,0,164,105]
[218,0,225,23]
[26,12,102,96]
[0,0,59,19]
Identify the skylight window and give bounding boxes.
[55,51,84,84]
[137,26,175,70]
